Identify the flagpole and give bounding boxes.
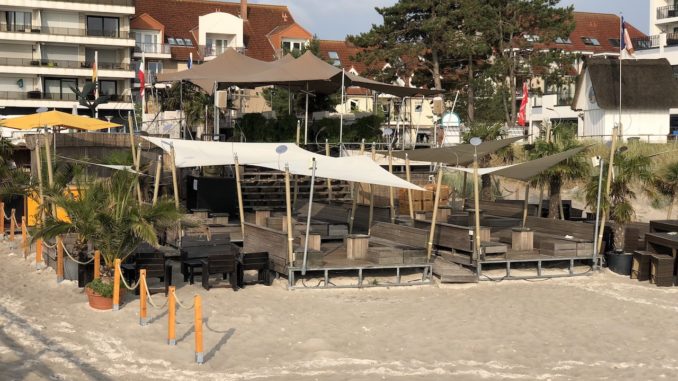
[619,15,623,140]
[142,52,146,123]
[94,50,99,120]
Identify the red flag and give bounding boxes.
[518,82,528,127]
[138,62,145,97]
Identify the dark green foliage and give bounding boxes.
[161,81,214,132]
[70,82,110,118]
[86,277,113,298]
[239,113,298,142]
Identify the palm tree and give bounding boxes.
[528,125,590,219]
[652,160,678,219]
[32,171,182,277]
[586,151,654,252]
[462,122,508,200]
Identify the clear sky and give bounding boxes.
[247,0,650,40]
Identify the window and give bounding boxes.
[85,79,117,99]
[184,39,193,46]
[349,100,359,111]
[609,38,620,48]
[555,37,571,44]
[282,40,304,53]
[167,37,176,45]
[147,61,163,83]
[524,35,540,42]
[581,37,600,46]
[176,38,185,46]
[87,16,119,37]
[5,11,31,32]
[328,51,341,66]
[44,78,77,101]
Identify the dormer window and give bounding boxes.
[555,37,572,44]
[167,37,177,45]
[582,37,600,46]
[328,51,341,67]
[176,38,185,46]
[524,35,540,42]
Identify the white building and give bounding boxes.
[572,57,678,143]
[0,0,136,122]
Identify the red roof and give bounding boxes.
[133,0,303,62]
[318,40,380,74]
[538,12,646,54]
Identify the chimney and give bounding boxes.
[241,0,247,21]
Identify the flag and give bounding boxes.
[92,51,99,99]
[518,81,528,127]
[138,55,145,97]
[188,52,193,69]
[620,16,635,57]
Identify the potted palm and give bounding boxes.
[33,171,182,310]
[586,149,654,275]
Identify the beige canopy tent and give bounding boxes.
[391,136,525,166]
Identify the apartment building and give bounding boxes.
[0,0,136,121]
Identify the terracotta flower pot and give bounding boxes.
[85,286,126,310]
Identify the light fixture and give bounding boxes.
[470,137,482,146]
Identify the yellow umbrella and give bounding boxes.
[0,110,120,131]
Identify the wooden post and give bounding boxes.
[0,201,4,237]
[57,236,65,283]
[426,168,443,260]
[325,139,333,201]
[44,133,54,188]
[388,149,395,223]
[296,122,301,146]
[112,258,121,310]
[597,126,618,255]
[35,137,45,224]
[405,154,415,220]
[153,155,162,205]
[9,209,15,241]
[35,239,43,267]
[349,181,358,234]
[128,111,137,161]
[134,142,143,204]
[169,144,180,209]
[168,286,176,345]
[284,166,294,266]
[535,184,544,217]
[234,155,246,240]
[139,269,148,326]
[93,250,101,279]
[522,183,530,228]
[368,143,376,234]
[473,153,482,260]
[21,216,27,258]
[194,295,204,364]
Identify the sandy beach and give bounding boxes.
[2,240,678,381]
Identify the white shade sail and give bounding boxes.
[143,137,425,191]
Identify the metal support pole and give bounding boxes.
[304,83,309,145]
[284,165,294,266]
[234,155,246,240]
[593,159,604,270]
[388,149,395,223]
[597,126,617,254]
[405,153,414,220]
[427,168,443,260]
[473,149,482,260]
[302,158,317,275]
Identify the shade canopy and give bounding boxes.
[445,146,587,181]
[0,110,120,131]
[157,49,442,97]
[143,137,424,191]
[391,136,525,166]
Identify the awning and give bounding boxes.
[143,137,424,190]
[0,110,120,131]
[391,136,526,166]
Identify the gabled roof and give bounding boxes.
[134,0,302,61]
[130,13,165,32]
[318,40,373,73]
[573,57,678,110]
[538,12,645,54]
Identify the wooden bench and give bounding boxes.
[180,235,236,282]
[243,222,289,274]
[413,220,492,254]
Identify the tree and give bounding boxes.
[652,160,678,219]
[70,82,110,118]
[462,122,507,200]
[161,81,214,133]
[528,125,590,219]
[586,152,654,252]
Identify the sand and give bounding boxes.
[2,240,678,381]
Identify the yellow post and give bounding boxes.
[194,294,204,364]
[234,155,246,239]
[21,216,27,258]
[168,286,176,345]
[93,250,101,279]
[405,154,415,220]
[113,258,121,310]
[35,239,43,267]
[9,208,15,241]
[0,201,4,237]
[139,269,148,326]
[153,155,162,205]
[325,139,333,201]
[56,236,64,283]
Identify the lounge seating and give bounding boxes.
[121,250,172,296]
[237,252,272,287]
[199,248,238,291]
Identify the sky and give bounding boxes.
[247,0,650,40]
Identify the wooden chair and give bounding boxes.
[121,251,172,296]
[199,246,238,291]
[237,252,272,288]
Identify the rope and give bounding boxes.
[173,292,195,310]
[11,214,22,229]
[60,240,95,265]
[42,241,57,249]
[116,263,141,290]
[3,210,10,221]
[143,276,169,309]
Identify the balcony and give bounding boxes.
[0,57,131,71]
[0,90,131,102]
[133,42,171,59]
[632,33,678,51]
[198,45,245,58]
[657,5,678,20]
[0,22,131,39]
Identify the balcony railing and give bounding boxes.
[631,33,678,51]
[0,57,131,71]
[657,5,678,20]
[43,0,134,6]
[134,43,171,55]
[0,23,131,39]
[0,91,131,102]
[198,45,245,57]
